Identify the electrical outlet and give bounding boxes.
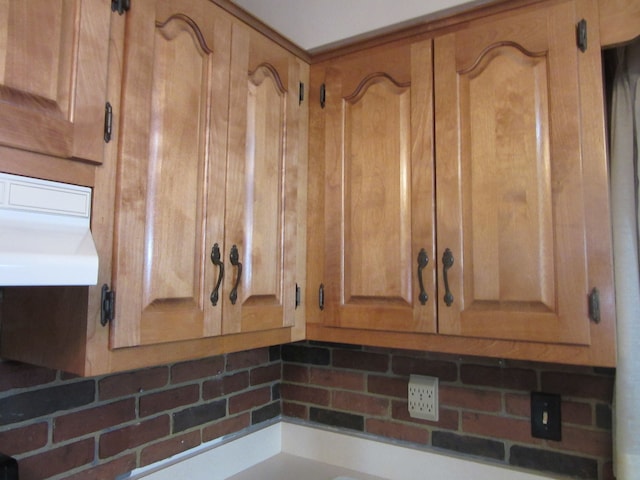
[408,374,438,421]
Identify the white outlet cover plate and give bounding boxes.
[408,374,439,422]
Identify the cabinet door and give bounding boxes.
[111,0,231,348]
[0,0,110,163]
[320,40,436,333]
[435,0,591,344]
[222,22,305,334]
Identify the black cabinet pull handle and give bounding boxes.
[210,243,224,306]
[442,248,454,306]
[417,248,429,305]
[229,244,242,305]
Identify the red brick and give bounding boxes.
[461,365,536,391]
[54,399,136,442]
[541,372,614,401]
[99,416,170,459]
[603,461,615,480]
[462,412,539,445]
[0,361,56,392]
[366,418,429,445]
[0,422,48,455]
[139,385,200,417]
[251,363,281,386]
[141,431,201,466]
[281,384,330,406]
[283,364,309,383]
[563,401,593,426]
[392,356,457,381]
[203,371,250,400]
[203,413,251,442]
[559,426,613,458]
[64,454,137,480]
[332,391,389,416]
[226,348,270,371]
[310,367,365,391]
[333,350,389,372]
[367,375,406,398]
[19,438,94,480]
[99,367,168,400]
[391,400,459,430]
[229,386,271,414]
[171,356,224,384]
[440,385,501,412]
[283,401,308,420]
[505,393,530,417]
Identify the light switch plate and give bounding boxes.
[531,392,561,440]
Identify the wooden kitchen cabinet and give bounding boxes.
[307,0,617,366]
[0,0,110,167]
[0,0,308,375]
[111,0,307,348]
[309,39,436,334]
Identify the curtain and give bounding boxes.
[611,39,640,479]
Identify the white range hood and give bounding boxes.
[0,172,99,286]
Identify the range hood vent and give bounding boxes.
[0,172,99,286]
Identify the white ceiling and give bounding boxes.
[231,0,484,51]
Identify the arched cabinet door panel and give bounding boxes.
[434,0,591,345]
[317,39,437,334]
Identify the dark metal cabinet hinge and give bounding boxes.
[588,287,600,324]
[318,283,325,310]
[577,19,587,52]
[299,82,305,105]
[101,284,116,326]
[104,102,113,143]
[320,83,326,108]
[295,283,301,309]
[111,0,130,15]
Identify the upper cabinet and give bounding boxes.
[307,0,616,366]
[0,0,110,165]
[434,1,593,345]
[311,40,436,334]
[111,0,306,348]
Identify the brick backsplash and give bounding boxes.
[0,347,282,480]
[282,342,615,480]
[0,342,615,480]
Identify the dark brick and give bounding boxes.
[0,361,56,392]
[226,348,270,371]
[596,403,612,430]
[171,357,224,384]
[139,385,200,417]
[20,438,94,479]
[282,344,330,365]
[99,416,170,458]
[252,401,281,425]
[272,383,281,401]
[99,367,168,400]
[460,365,536,391]
[432,431,505,461]
[310,407,364,431]
[0,380,95,426]
[54,399,136,442]
[140,431,201,466]
[173,400,226,433]
[0,422,48,455]
[332,350,388,372]
[366,418,429,445]
[510,445,598,479]
[269,345,282,362]
[392,356,457,381]
[541,372,614,401]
